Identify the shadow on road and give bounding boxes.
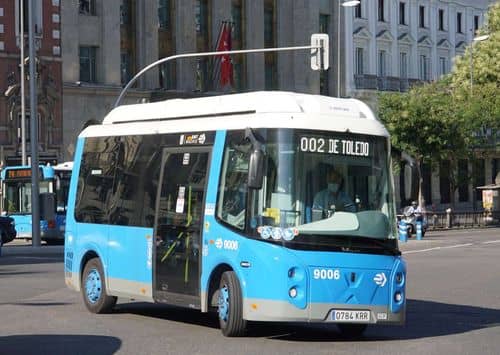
[115,298,500,341]
[114,302,220,330]
[0,334,121,355]
[267,298,500,341]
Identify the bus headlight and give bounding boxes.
[394,291,403,303]
[289,287,298,298]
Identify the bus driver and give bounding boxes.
[313,167,356,217]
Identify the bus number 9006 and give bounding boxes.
[313,268,340,280]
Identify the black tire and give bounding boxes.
[337,323,368,338]
[81,257,117,314]
[218,271,247,337]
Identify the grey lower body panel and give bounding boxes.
[243,298,405,324]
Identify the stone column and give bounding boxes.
[245,0,265,90]
[276,0,295,91]
[409,0,419,79]
[292,0,320,94]
[136,1,159,89]
[175,0,197,92]
[101,0,121,85]
[429,0,438,80]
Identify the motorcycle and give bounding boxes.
[401,206,427,238]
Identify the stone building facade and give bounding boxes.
[0,0,63,166]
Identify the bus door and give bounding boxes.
[153,147,210,304]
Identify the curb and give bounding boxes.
[1,245,64,257]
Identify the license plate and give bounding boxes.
[332,310,370,323]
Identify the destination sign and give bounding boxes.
[6,168,42,180]
[299,136,371,157]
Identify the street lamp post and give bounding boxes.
[337,0,360,97]
[470,33,490,96]
[20,0,26,165]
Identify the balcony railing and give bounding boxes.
[354,74,378,90]
[355,75,425,92]
[377,76,400,91]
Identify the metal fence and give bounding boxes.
[401,211,500,230]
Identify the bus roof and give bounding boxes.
[83,91,388,138]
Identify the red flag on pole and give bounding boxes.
[213,22,233,91]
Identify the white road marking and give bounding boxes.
[482,240,500,245]
[403,243,473,254]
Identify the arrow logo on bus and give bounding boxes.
[373,273,387,287]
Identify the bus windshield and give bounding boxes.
[4,180,52,214]
[218,129,398,251]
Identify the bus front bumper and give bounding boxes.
[243,298,405,325]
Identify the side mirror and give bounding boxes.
[248,149,265,189]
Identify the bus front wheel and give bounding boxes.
[81,257,117,314]
[218,271,247,337]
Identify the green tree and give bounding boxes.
[379,3,500,207]
[379,80,472,207]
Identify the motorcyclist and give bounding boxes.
[406,201,423,221]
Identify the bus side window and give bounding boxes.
[217,133,250,230]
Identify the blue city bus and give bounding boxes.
[64,92,406,337]
[1,164,64,244]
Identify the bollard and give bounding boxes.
[398,220,408,242]
[416,220,423,240]
[446,208,452,228]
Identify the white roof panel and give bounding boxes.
[81,91,388,138]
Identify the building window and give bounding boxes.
[419,6,425,28]
[159,62,175,89]
[355,47,364,75]
[457,12,462,33]
[419,54,429,81]
[79,0,96,16]
[399,2,406,25]
[400,52,407,79]
[378,0,385,22]
[195,0,208,35]
[440,160,451,204]
[17,112,42,145]
[16,0,43,35]
[438,9,444,31]
[264,5,274,48]
[474,15,480,34]
[378,50,386,77]
[121,51,132,85]
[473,159,485,201]
[120,0,132,25]
[355,1,362,18]
[79,46,97,83]
[232,2,242,43]
[439,57,447,76]
[264,0,277,90]
[458,159,469,202]
[232,0,245,90]
[195,0,209,90]
[422,163,432,206]
[158,0,170,29]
